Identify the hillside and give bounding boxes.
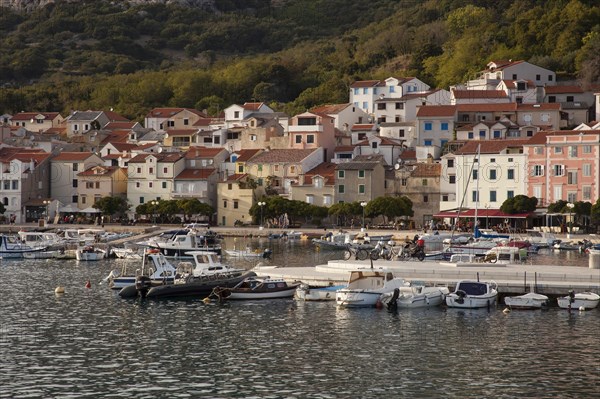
[0,0,598,120]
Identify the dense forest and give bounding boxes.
[0,0,598,120]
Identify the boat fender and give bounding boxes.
[579,306,586,312]
[503,307,511,314]
[85,280,91,289]
[55,286,65,295]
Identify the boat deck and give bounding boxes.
[253,259,600,295]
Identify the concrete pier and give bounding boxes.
[254,259,600,296]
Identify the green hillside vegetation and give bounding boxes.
[0,0,598,120]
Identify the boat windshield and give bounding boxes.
[457,282,488,296]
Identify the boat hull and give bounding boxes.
[504,293,549,309]
[144,272,254,299]
[557,294,600,310]
[226,286,298,299]
[150,245,222,258]
[446,293,497,309]
[336,290,385,307]
[296,285,345,301]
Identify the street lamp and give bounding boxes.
[360,201,368,231]
[43,200,51,223]
[566,202,575,239]
[151,200,159,226]
[258,202,266,230]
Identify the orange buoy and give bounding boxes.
[85,280,91,289]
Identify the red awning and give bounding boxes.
[433,209,532,219]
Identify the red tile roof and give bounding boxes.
[11,112,62,121]
[411,163,441,177]
[453,139,530,155]
[485,60,525,71]
[303,162,336,185]
[52,152,96,161]
[524,130,600,145]
[248,149,317,163]
[128,153,184,163]
[185,146,226,159]
[104,121,137,129]
[225,173,248,182]
[456,103,517,112]
[334,145,356,152]
[351,124,375,131]
[310,104,351,114]
[8,152,50,163]
[399,150,416,161]
[452,90,508,99]
[166,129,197,136]
[103,110,130,122]
[517,103,561,111]
[235,149,261,162]
[175,168,216,179]
[242,102,264,111]
[350,80,385,88]
[417,105,457,117]
[99,131,129,145]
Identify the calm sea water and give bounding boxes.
[1,238,598,398]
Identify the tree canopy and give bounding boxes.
[500,195,538,214]
[92,196,130,216]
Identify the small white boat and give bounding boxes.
[504,292,549,309]
[445,280,498,309]
[224,247,272,259]
[336,269,407,308]
[106,252,177,289]
[295,283,345,301]
[0,235,50,259]
[75,245,107,261]
[380,285,449,309]
[557,291,600,310]
[211,276,300,300]
[312,232,355,250]
[111,247,144,260]
[177,250,245,281]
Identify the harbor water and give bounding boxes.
[1,238,599,398]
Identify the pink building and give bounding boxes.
[288,112,336,161]
[524,130,600,205]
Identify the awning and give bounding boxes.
[433,209,532,219]
[59,204,80,213]
[80,207,101,213]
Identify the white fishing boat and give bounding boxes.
[445,280,498,309]
[295,283,345,301]
[312,231,356,250]
[147,229,222,257]
[224,247,272,259]
[336,269,407,308]
[105,251,177,289]
[557,291,600,310]
[211,276,300,300]
[176,250,245,281]
[75,245,107,261]
[380,285,449,309]
[111,247,144,260]
[0,235,49,259]
[17,231,65,250]
[504,292,549,309]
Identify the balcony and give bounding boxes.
[171,190,207,198]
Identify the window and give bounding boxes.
[479,130,486,138]
[567,192,576,203]
[94,182,99,189]
[2,181,8,190]
[358,170,365,178]
[363,88,368,94]
[441,122,448,131]
[338,184,345,194]
[447,159,454,168]
[583,145,592,154]
[72,195,78,203]
[238,165,244,173]
[295,135,302,144]
[527,130,534,137]
[424,122,432,131]
[338,170,345,179]
[468,132,474,139]
[442,195,449,202]
[314,178,323,188]
[306,195,314,204]
[567,171,577,185]
[536,74,540,81]
[11,180,18,190]
[389,86,395,93]
[507,190,514,199]
[362,102,368,110]
[81,196,86,204]
[395,116,400,123]
[136,167,142,174]
[532,165,544,176]
[493,130,501,138]
[472,190,479,202]
[307,135,315,144]
[233,201,238,209]
[583,164,591,177]
[223,200,227,208]
[401,178,407,186]
[422,179,428,186]
[148,182,153,188]
[258,165,262,172]
[569,146,577,157]
[555,147,562,154]
[139,197,145,204]
[512,74,517,80]
[424,140,432,146]
[583,186,592,201]
[399,129,405,137]
[163,167,168,174]
[72,179,78,188]
[553,164,564,176]
[534,147,543,155]
[377,103,386,110]
[423,195,429,203]
[449,175,456,184]
[135,182,141,188]
[358,184,365,194]
[149,167,154,174]
[371,142,378,149]
[507,169,514,180]
[72,163,78,171]
[566,96,574,102]
[541,113,549,122]
[162,182,167,189]
[290,166,296,174]
[490,190,497,202]
[548,96,556,103]
[167,120,174,127]
[395,102,403,110]
[548,75,553,81]
[472,170,478,180]
[489,169,497,180]
[323,195,332,206]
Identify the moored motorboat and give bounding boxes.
[106,251,177,290]
[445,280,498,309]
[75,245,107,261]
[224,247,272,260]
[23,250,61,259]
[140,271,255,299]
[336,269,407,308]
[504,292,549,309]
[295,283,345,301]
[380,285,449,310]
[0,234,50,259]
[211,276,300,300]
[146,229,222,257]
[556,291,600,310]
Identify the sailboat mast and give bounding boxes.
[473,144,481,232]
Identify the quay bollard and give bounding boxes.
[589,249,600,269]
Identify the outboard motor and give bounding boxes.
[568,290,575,304]
[135,275,153,298]
[262,248,273,260]
[455,290,467,304]
[386,288,400,312]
